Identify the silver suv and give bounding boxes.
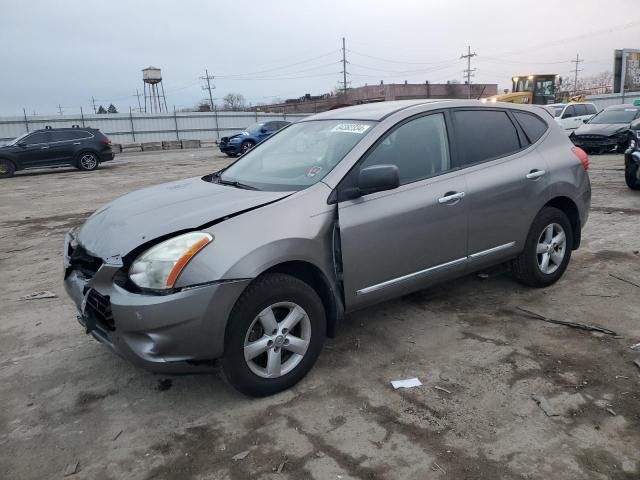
[64,100,591,396]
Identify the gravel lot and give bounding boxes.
[1,148,639,480]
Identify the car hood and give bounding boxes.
[574,123,628,136]
[77,176,292,260]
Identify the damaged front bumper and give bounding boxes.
[63,231,251,373]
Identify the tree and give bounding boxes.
[97,105,107,114]
[107,104,118,114]
[223,93,246,111]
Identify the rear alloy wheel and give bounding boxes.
[77,153,99,171]
[625,162,640,190]
[512,207,573,288]
[240,141,255,154]
[0,159,15,178]
[221,273,326,397]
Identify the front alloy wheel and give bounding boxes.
[244,302,311,378]
[240,141,255,154]
[221,273,326,397]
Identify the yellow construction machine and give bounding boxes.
[483,74,561,105]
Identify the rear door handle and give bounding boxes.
[72,142,81,145]
[438,191,465,204]
[526,169,546,180]
[40,146,49,149]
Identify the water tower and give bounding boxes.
[142,66,168,113]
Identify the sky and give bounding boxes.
[1,0,639,116]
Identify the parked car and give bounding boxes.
[624,125,640,190]
[547,102,598,131]
[219,121,290,157]
[64,100,591,396]
[570,103,640,154]
[0,126,114,178]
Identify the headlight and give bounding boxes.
[69,226,80,249]
[229,137,241,143]
[129,232,213,290]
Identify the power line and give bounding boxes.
[460,46,478,98]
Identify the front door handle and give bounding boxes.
[526,169,546,180]
[40,146,49,149]
[438,191,465,204]
[72,142,81,145]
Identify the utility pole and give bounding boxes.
[133,89,142,112]
[57,104,64,115]
[460,46,478,99]
[571,53,584,95]
[201,69,220,141]
[201,69,216,112]
[90,96,97,114]
[341,37,349,94]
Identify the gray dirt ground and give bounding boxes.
[1,148,639,480]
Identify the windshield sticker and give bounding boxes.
[307,166,322,177]
[331,123,371,134]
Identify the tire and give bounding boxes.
[240,141,255,154]
[512,207,573,288]
[0,158,15,178]
[76,152,99,171]
[220,273,326,397]
[625,162,640,190]
[225,152,238,158]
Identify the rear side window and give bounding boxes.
[68,130,93,140]
[452,110,521,166]
[585,104,597,115]
[49,131,72,142]
[513,111,548,144]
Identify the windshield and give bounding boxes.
[7,132,29,145]
[220,120,375,191]
[244,123,264,134]
[551,106,564,117]
[589,108,639,124]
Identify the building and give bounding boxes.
[258,81,498,113]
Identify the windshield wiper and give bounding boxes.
[218,178,259,190]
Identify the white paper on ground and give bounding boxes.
[391,377,422,389]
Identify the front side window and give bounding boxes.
[563,105,576,118]
[573,104,588,116]
[220,120,375,191]
[452,110,521,167]
[358,113,450,185]
[244,123,264,134]
[23,132,49,144]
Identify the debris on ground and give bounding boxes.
[232,450,250,461]
[634,360,640,371]
[391,377,422,389]
[156,378,173,391]
[609,273,640,289]
[532,392,586,417]
[432,462,447,474]
[516,308,617,336]
[275,458,288,473]
[63,462,79,477]
[630,342,640,351]
[606,408,617,416]
[434,385,452,394]
[532,395,559,417]
[18,291,57,301]
[581,293,618,298]
[112,430,123,441]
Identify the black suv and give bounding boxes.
[0,126,115,178]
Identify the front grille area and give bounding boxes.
[68,245,103,279]
[86,289,115,331]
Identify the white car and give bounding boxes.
[548,103,598,131]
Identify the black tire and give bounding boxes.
[220,273,326,397]
[76,152,99,171]
[625,162,640,190]
[240,141,255,154]
[0,158,15,178]
[225,152,238,158]
[512,207,573,288]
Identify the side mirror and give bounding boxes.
[358,164,400,195]
[631,119,640,130]
[583,119,589,124]
[260,127,268,133]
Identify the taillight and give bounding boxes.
[102,138,112,145]
[572,146,589,171]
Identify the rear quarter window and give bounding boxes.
[452,110,522,167]
[513,111,548,144]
